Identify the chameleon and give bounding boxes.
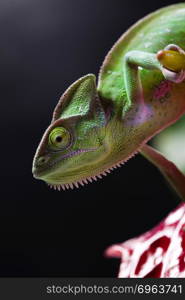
[32,3,185,199]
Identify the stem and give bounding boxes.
[140,144,185,201]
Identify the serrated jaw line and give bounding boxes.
[47,149,139,191]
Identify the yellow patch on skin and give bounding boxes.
[157,50,185,72]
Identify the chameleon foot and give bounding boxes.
[157,44,185,83]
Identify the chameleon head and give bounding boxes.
[32,74,108,190]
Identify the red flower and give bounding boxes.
[106,204,185,277]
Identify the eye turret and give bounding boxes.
[48,127,70,150]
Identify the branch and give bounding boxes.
[140,144,185,201]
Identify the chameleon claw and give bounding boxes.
[161,67,185,83]
[173,69,185,83]
[164,44,185,55]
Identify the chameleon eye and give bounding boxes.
[48,127,70,150]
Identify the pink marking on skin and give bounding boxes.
[126,104,153,126]
[134,105,152,125]
[153,80,173,100]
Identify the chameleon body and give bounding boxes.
[32,4,185,194]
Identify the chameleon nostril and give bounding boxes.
[37,156,49,166]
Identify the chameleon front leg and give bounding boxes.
[123,45,185,106]
[123,45,185,200]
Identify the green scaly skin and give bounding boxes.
[32,3,185,196]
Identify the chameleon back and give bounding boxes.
[98,3,185,163]
[98,3,185,101]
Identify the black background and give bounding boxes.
[0,0,181,277]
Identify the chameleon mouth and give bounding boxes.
[33,147,97,179]
[47,148,140,191]
[49,148,98,168]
